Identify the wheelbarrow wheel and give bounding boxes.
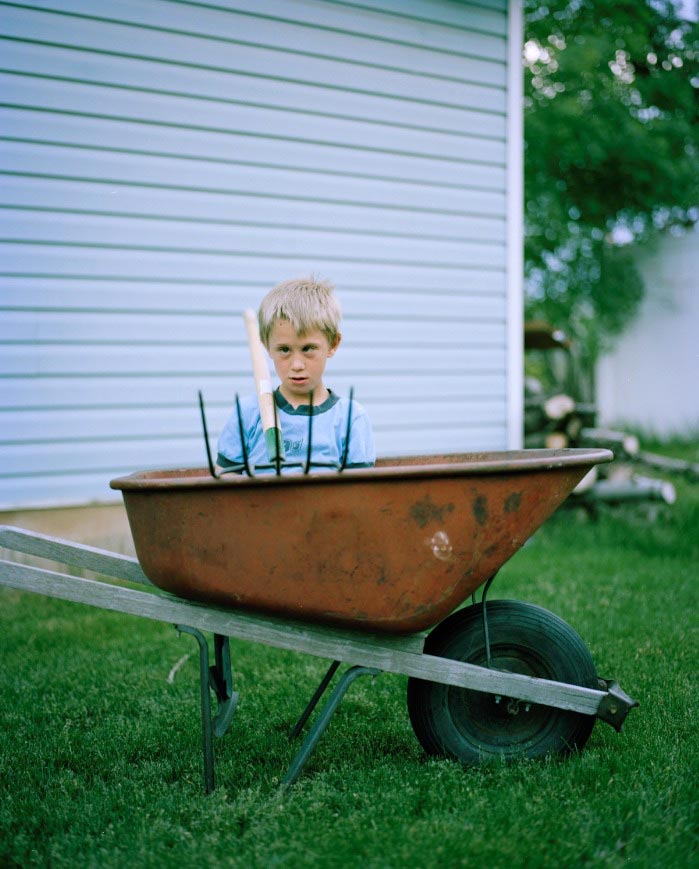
[407,600,598,765]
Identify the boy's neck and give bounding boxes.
[278,384,330,409]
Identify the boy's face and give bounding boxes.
[267,319,340,406]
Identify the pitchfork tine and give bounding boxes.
[339,387,354,472]
[198,390,219,479]
[273,391,282,476]
[304,389,314,474]
[235,394,254,477]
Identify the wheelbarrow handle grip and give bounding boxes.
[244,309,285,461]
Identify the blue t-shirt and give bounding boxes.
[216,389,375,472]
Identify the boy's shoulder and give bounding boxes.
[323,392,371,422]
[335,393,369,416]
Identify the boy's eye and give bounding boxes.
[303,345,318,353]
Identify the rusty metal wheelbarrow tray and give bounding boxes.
[110,448,611,634]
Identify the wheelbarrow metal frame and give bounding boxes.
[0,526,636,792]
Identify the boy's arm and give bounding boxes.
[215,453,241,473]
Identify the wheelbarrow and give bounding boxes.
[0,448,637,793]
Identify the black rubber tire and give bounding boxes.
[407,600,598,765]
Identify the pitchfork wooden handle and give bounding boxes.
[243,309,284,461]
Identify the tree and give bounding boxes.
[523,0,699,380]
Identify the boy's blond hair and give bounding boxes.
[258,275,342,348]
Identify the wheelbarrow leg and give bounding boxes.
[289,659,341,740]
[175,626,238,794]
[282,665,380,789]
[210,633,239,738]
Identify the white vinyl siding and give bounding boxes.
[0,0,517,509]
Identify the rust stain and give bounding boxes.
[409,495,454,528]
[472,494,488,526]
[504,492,522,513]
[375,568,389,586]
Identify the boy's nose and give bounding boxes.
[290,355,305,370]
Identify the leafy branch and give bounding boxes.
[523,0,699,366]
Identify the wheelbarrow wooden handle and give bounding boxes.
[243,309,285,461]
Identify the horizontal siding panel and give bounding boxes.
[310,287,500,323]
[1,399,506,445]
[1,212,506,269]
[1,108,506,190]
[0,410,202,447]
[0,245,505,292]
[0,141,507,214]
[0,179,507,243]
[0,311,505,346]
[1,407,205,445]
[1,74,506,164]
[1,40,506,135]
[0,278,507,317]
[0,473,131,509]
[321,1,507,35]
[1,437,209,476]
[3,1,507,71]
[0,373,506,409]
[0,21,503,111]
[376,424,507,456]
[0,344,506,376]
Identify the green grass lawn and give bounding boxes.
[1,449,698,868]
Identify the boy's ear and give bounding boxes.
[327,332,341,356]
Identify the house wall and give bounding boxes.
[1,0,521,510]
[596,226,699,437]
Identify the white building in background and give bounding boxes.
[596,225,699,437]
[1,0,523,510]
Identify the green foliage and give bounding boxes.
[524,0,699,360]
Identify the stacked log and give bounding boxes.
[635,451,699,482]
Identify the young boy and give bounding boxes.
[216,276,375,471]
